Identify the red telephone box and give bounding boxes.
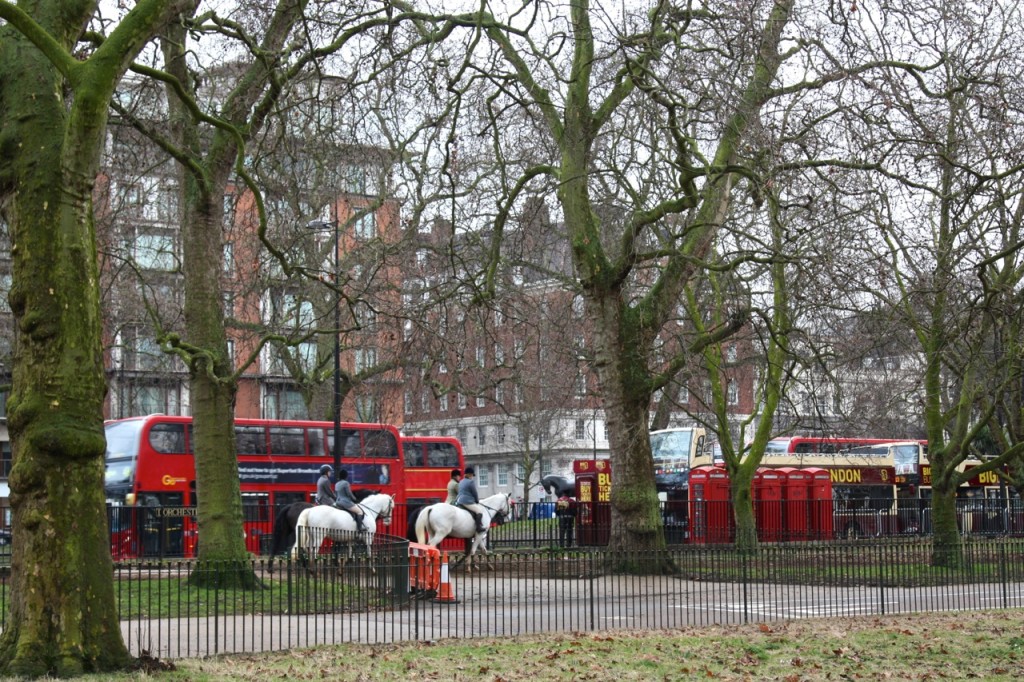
[804,467,833,540]
[687,466,732,544]
[754,468,784,542]
[779,468,811,541]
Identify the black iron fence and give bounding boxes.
[82,498,1024,560]
[3,537,1023,659]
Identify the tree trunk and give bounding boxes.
[595,317,670,564]
[929,478,962,567]
[729,468,758,553]
[0,4,144,673]
[182,198,257,587]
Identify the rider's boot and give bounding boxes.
[474,512,486,533]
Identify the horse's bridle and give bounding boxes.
[481,494,511,518]
[359,495,394,524]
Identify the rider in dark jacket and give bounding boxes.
[455,467,486,532]
[334,469,369,532]
[315,465,336,505]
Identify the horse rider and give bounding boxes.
[334,469,370,532]
[456,466,487,533]
[446,468,461,504]
[315,464,336,505]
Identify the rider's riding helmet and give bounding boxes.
[339,469,349,480]
[451,468,461,479]
[320,464,333,475]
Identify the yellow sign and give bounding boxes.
[161,474,187,486]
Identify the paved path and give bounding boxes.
[121,569,1024,659]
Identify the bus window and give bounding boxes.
[403,442,423,467]
[269,427,305,456]
[330,429,361,457]
[427,443,458,467]
[235,425,267,455]
[894,445,920,475]
[149,423,185,454]
[307,428,326,457]
[364,430,399,458]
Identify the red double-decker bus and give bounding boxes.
[103,415,462,558]
[401,435,464,508]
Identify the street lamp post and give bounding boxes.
[307,219,342,475]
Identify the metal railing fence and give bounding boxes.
[83,498,1024,560]
[2,537,1023,659]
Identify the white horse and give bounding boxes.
[291,493,394,565]
[415,493,511,569]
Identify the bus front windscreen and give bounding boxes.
[651,430,693,474]
[104,420,143,493]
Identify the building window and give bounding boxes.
[494,383,504,404]
[677,384,689,404]
[476,346,485,367]
[0,440,10,479]
[494,343,504,364]
[121,380,184,416]
[421,389,430,412]
[133,231,178,271]
[354,303,377,331]
[476,394,486,408]
[223,242,234,276]
[572,295,585,318]
[477,425,487,446]
[354,348,377,373]
[494,307,505,326]
[457,427,467,444]
[0,273,11,313]
[264,384,307,420]
[575,419,586,440]
[439,393,449,411]
[496,463,508,486]
[478,465,490,486]
[403,319,413,341]
[514,385,523,405]
[515,463,525,483]
[458,393,467,410]
[404,391,412,415]
[355,394,377,421]
[725,343,738,362]
[575,373,587,396]
[497,423,506,444]
[353,212,376,239]
[727,380,739,406]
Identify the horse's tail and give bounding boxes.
[415,507,430,545]
[270,504,294,556]
[291,508,312,560]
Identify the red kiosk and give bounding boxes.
[778,468,812,541]
[574,459,611,546]
[688,466,733,544]
[753,468,784,542]
[805,467,834,540]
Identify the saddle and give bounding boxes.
[457,504,486,533]
[338,505,370,531]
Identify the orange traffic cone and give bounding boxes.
[432,551,459,604]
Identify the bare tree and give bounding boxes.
[0,0,189,674]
